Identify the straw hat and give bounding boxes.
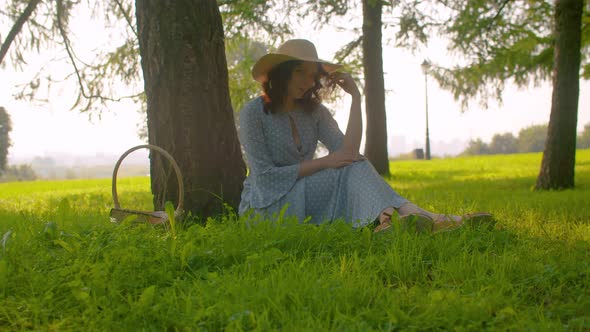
[251,39,342,83]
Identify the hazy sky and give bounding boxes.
[1,4,589,161]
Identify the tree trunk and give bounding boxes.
[362,0,390,175]
[535,0,583,190]
[136,0,246,219]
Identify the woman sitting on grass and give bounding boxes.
[238,39,491,233]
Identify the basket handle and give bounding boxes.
[112,144,184,217]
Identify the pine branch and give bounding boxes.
[56,0,91,105]
[0,0,43,66]
[113,0,138,38]
[489,0,511,26]
[55,0,143,111]
[334,36,363,62]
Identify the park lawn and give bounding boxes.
[0,150,589,331]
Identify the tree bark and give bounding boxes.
[535,0,583,190]
[362,0,390,175]
[136,0,246,219]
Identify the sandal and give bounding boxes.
[463,212,496,229]
[399,213,434,234]
[374,211,435,234]
[373,211,394,233]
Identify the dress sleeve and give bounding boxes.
[317,104,344,153]
[238,100,300,209]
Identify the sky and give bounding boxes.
[1,3,589,163]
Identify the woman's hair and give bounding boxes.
[262,60,327,114]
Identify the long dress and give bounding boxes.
[238,97,408,227]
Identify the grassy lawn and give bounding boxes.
[1,151,589,331]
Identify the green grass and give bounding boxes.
[1,151,590,331]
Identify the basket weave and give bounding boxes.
[109,144,184,225]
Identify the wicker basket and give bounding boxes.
[109,144,184,225]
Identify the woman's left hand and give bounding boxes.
[328,72,361,98]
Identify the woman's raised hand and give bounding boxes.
[328,72,361,98]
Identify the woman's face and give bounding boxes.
[287,62,319,100]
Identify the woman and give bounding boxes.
[238,39,490,233]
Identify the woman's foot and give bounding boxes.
[374,207,434,234]
[374,203,494,234]
[374,208,394,233]
[399,213,434,233]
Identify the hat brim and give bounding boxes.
[252,53,342,83]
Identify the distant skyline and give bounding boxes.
[1,3,589,163]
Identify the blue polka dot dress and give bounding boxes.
[238,97,408,227]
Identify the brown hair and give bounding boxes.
[262,60,327,114]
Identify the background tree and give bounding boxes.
[428,0,589,189]
[518,124,548,153]
[461,138,489,156]
[577,122,590,148]
[0,107,12,174]
[489,132,518,154]
[461,124,550,156]
[0,164,37,182]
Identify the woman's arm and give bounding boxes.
[329,72,362,155]
[342,93,362,154]
[298,73,362,179]
[298,158,327,179]
[297,149,359,178]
